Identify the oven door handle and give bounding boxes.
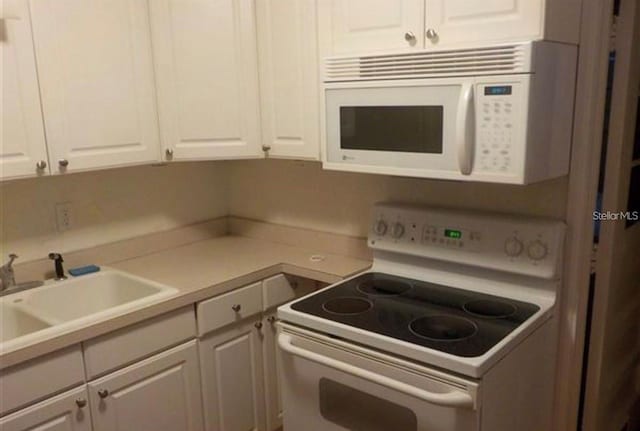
[278,333,476,410]
[456,82,475,176]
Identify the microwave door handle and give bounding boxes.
[278,333,476,410]
[456,83,475,175]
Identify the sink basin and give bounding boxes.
[0,304,51,343]
[21,271,176,323]
[0,269,178,354]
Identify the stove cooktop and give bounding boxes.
[290,272,540,358]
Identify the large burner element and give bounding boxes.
[356,276,412,296]
[409,315,478,341]
[463,300,517,319]
[322,297,373,315]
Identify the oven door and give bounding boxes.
[324,79,475,180]
[278,324,480,431]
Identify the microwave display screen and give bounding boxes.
[339,106,443,153]
[484,85,512,96]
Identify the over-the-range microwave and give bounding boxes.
[322,41,577,184]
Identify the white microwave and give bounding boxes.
[322,42,577,184]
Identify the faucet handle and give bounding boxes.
[6,254,18,265]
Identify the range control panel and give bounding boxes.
[369,203,565,280]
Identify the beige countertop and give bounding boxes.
[1,235,371,369]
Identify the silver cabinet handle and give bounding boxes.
[404,31,416,42]
[76,398,87,408]
[98,389,109,399]
[232,304,241,312]
[261,145,272,152]
[36,160,47,170]
[254,321,263,330]
[58,159,69,168]
[426,28,438,40]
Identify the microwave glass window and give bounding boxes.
[339,106,443,153]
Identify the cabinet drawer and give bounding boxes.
[262,274,317,310]
[0,345,84,416]
[83,307,196,379]
[197,282,262,337]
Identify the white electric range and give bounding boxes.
[277,203,565,431]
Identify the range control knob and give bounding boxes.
[504,237,524,257]
[527,240,548,261]
[373,220,388,236]
[391,223,405,239]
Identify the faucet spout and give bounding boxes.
[0,253,18,291]
[48,253,67,281]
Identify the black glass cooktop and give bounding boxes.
[291,272,540,358]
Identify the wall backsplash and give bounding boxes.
[228,159,569,238]
[0,162,229,262]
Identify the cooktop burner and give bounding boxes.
[291,272,540,357]
[409,315,478,341]
[323,297,372,315]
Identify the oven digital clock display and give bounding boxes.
[444,229,462,239]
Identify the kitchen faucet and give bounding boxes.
[49,252,67,280]
[0,253,18,292]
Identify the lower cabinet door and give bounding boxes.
[200,317,266,431]
[0,386,92,431]
[88,340,204,431]
[263,311,284,431]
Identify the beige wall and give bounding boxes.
[0,162,229,262]
[228,159,569,238]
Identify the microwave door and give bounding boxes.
[324,84,463,177]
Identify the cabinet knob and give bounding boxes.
[165,148,174,158]
[36,160,47,170]
[232,304,241,312]
[426,28,438,40]
[98,389,109,399]
[261,145,272,152]
[404,31,416,43]
[58,159,69,168]
[267,316,277,324]
[254,321,263,330]
[75,398,87,408]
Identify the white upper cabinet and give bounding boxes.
[319,0,581,55]
[257,0,320,160]
[317,0,425,55]
[29,0,161,174]
[150,0,262,161]
[0,0,49,180]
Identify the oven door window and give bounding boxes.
[319,378,418,431]
[340,106,443,154]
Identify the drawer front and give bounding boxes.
[197,282,263,337]
[262,274,317,310]
[0,345,85,416]
[83,307,196,379]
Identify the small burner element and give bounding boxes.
[409,315,477,341]
[463,300,517,319]
[357,276,412,296]
[322,297,373,315]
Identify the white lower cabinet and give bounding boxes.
[199,317,266,431]
[87,340,204,431]
[0,386,92,431]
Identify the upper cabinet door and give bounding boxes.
[29,0,161,174]
[318,0,425,56]
[150,0,261,161]
[424,0,544,49]
[0,0,49,180]
[257,0,320,160]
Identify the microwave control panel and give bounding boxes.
[476,84,520,174]
[369,203,565,280]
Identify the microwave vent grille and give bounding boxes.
[324,44,531,81]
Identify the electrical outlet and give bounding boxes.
[55,202,73,232]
